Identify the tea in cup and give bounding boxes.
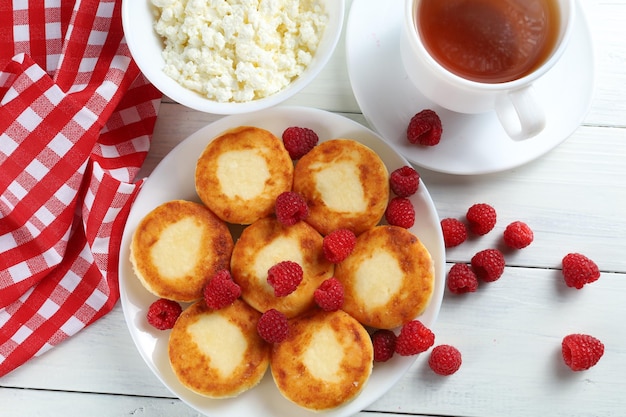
[400,0,575,140]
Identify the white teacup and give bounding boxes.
[400,0,575,140]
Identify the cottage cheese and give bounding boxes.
[151,0,328,102]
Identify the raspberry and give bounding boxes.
[428,344,462,376]
[314,277,344,311]
[385,197,415,228]
[282,126,319,160]
[406,109,443,146]
[371,329,397,362]
[322,229,356,263]
[447,263,478,294]
[257,309,289,343]
[146,298,182,330]
[389,166,420,197]
[267,261,303,297]
[395,320,435,356]
[466,203,497,235]
[471,249,505,282]
[503,221,534,249]
[440,218,468,248]
[275,191,308,226]
[562,334,604,371]
[562,253,600,289]
[203,269,241,309]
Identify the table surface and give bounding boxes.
[3,1,626,416]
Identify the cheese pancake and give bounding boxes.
[168,299,270,398]
[270,309,373,411]
[195,126,294,225]
[230,216,334,318]
[292,139,389,236]
[130,200,233,302]
[335,225,435,329]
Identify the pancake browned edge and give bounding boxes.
[195,126,294,225]
[271,309,373,411]
[130,200,233,302]
[168,299,270,398]
[335,225,435,329]
[230,216,334,318]
[292,138,389,236]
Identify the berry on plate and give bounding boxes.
[429,344,462,376]
[282,126,319,160]
[371,329,397,362]
[562,333,604,371]
[203,269,242,310]
[441,218,468,248]
[447,263,478,294]
[275,191,309,226]
[385,197,415,228]
[390,166,420,197]
[322,229,356,263]
[406,109,443,146]
[314,277,344,311]
[146,298,182,330]
[503,221,534,249]
[562,253,601,289]
[257,309,289,343]
[267,260,304,297]
[395,320,435,356]
[471,249,505,282]
[466,203,497,235]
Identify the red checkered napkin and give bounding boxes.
[0,0,162,376]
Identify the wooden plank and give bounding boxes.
[1,387,440,417]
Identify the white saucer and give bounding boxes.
[346,0,594,175]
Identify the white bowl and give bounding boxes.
[121,0,345,114]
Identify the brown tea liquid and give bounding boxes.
[418,0,560,83]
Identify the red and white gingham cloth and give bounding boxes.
[0,0,162,376]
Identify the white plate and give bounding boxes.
[118,106,445,417]
[346,0,594,175]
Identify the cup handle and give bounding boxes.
[495,86,546,141]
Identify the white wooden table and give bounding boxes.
[2,1,626,416]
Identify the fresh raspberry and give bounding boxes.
[389,166,420,197]
[314,277,344,311]
[562,253,600,289]
[406,109,443,146]
[503,221,534,249]
[428,344,462,376]
[267,260,303,297]
[471,249,505,282]
[561,334,604,371]
[282,126,319,160]
[257,309,289,343]
[322,229,356,263]
[203,269,241,309]
[440,218,468,248]
[385,197,415,228]
[371,329,397,362]
[395,320,435,356]
[447,263,478,294]
[275,191,308,226]
[146,298,182,330]
[466,203,497,235]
